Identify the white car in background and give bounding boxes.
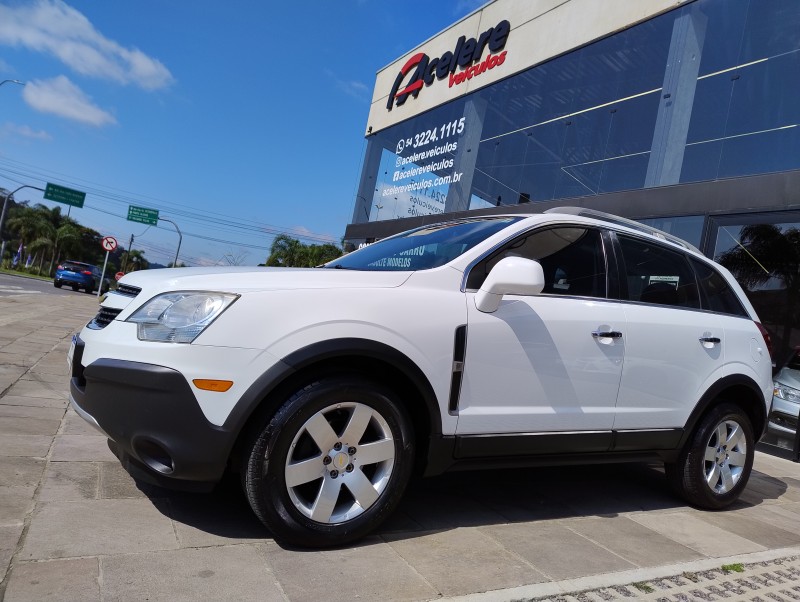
[768,348,800,445]
[68,207,773,547]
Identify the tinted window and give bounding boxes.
[467,227,607,298]
[689,258,748,317]
[62,262,90,272]
[617,235,699,309]
[326,217,521,271]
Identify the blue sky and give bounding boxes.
[0,0,484,266]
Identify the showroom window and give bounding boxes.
[355,0,800,224]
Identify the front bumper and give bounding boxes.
[69,338,236,489]
[767,395,799,438]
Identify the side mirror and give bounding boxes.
[475,256,545,313]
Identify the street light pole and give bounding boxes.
[158,217,182,267]
[0,80,24,89]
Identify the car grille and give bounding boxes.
[115,283,141,298]
[88,307,122,329]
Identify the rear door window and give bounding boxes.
[617,235,700,309]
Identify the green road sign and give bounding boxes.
[44,183,86,208]
[127,205,159,225]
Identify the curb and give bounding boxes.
[438,546,800,601]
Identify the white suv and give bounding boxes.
[69,207,773,547]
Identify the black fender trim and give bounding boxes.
[222,337,443,444]
[678,373,768,450]
[71,357,233,483]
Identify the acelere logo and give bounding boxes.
[386,20,511,112]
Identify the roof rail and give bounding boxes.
[544,206,700,253]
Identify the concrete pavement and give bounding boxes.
[1,289,800,601]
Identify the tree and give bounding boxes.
[265,235,342,267]
[5,203,51,269]
[124,249,149,272]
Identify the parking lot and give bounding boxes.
[1,285,800,601]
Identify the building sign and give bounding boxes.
[386,20,511,112]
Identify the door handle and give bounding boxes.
[699,336,721,344]
[592,330,622,339]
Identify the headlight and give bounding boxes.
[773,382,800,404]
[127,292,238,343]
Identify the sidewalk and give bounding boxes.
[2,292,800,602]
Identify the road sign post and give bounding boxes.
[127,205,159,225]
[98,236,117,299]
[44,183,85,208]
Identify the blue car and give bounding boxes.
[54,261,109,294]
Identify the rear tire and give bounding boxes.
[244,376,414,548]
[666,402,754,509]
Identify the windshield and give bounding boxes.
[327,217,522,271]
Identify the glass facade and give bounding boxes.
[710,212,800,367]
[353,0,800,225]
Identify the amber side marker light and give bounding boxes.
[193,379,233,392]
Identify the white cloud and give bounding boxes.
[0,0,173,90]
[324,69,370,102]
[1,122,52,140]
[22,76,116,126]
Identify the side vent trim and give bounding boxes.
[448,325,467,414]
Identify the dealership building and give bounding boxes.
[345,0,800,369]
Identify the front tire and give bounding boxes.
[244,377,414,548]
[666,402,754,509]
[53,280,62,288]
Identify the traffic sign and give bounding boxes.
[44,183,86,208]
[101,236,118,252]
[115,271,125,281]
[127,205,159,225]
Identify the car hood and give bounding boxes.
[775,366,800,391]
[117,266,413,295]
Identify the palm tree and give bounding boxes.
[49,222,82,275]
[266,235,305,267]
[6,204,51,269]
[124,249,149,272]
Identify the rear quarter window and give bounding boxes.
[689,258,749,317]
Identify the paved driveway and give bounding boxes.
[1,291,800,601]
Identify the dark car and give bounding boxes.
[54,261,110,294]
